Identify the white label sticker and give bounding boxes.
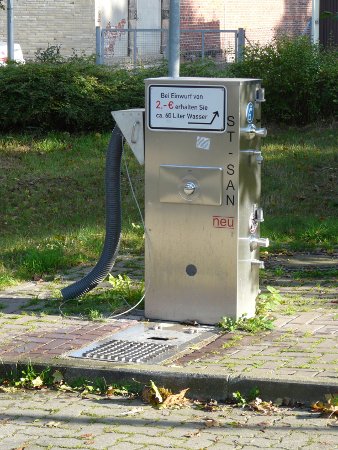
[148,85,226,132]
[196,136,211,150]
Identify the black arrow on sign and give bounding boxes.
[188,110,220,125]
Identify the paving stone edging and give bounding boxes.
[1,357,337,405]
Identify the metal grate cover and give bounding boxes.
[82,339,175,363]
[68,322,217,365]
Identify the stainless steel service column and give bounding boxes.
[144,77,268,324]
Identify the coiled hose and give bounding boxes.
[61,126,123,300]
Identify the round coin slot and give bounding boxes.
[186,264,197,276]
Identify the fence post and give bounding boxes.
[201,30,205,59]
[237,28,245,62]
[96,26,102,65]
[133,31,137,69]
[100,29,105,65]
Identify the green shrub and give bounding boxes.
[0,37,336,131]
[0,61,165,132]
[180,59,224,77]
[228,36,337,124]
[318,47,338,117]
[34,44,65,64]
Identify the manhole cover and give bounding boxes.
[82,339,175,363]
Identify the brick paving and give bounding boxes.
[0,322,136,359]
[0,252,337,403]
[173,310,337,382]
[0,389,337,450]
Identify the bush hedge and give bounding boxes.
[227,36,337,125]
[0,62,165,132]
[0,36,336,132]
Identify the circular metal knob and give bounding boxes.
[183,181,196,196]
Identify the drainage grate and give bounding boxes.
[82,339,175,363]
[69,322,217,364]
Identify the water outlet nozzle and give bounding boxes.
[251,259,265,269]
[250,236,269,251]
[242,124,267,139]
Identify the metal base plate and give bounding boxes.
[68,322,216,365]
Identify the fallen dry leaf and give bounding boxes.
[141,380,164,405]
[117,407,144,416]
[184,429,201,438]
[142,380,189,408]
[162,388,190,408]
[203,418,219,427]
[311,394,338,418]
[45,421,61,428]
[248,397,279,414]
[80,434,94,439]
[194,399,220,412]
[0,386,17,393]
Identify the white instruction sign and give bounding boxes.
[148,85,226,132]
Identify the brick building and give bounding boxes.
[0,0,312,60]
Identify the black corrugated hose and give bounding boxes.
[61,126,123,300]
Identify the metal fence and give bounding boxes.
[96,27,245,67]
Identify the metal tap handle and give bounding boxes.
[240,149,261,155]
[255,128,267,137]
[240,149,264,163]
[251,259,265,269]
[252,237,269,247]
[242,125,267,139]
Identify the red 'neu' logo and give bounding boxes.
[213,216,234,229]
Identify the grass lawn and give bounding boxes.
[260,124,337,252]
[0,124,337,290]
[0,132,144,288]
